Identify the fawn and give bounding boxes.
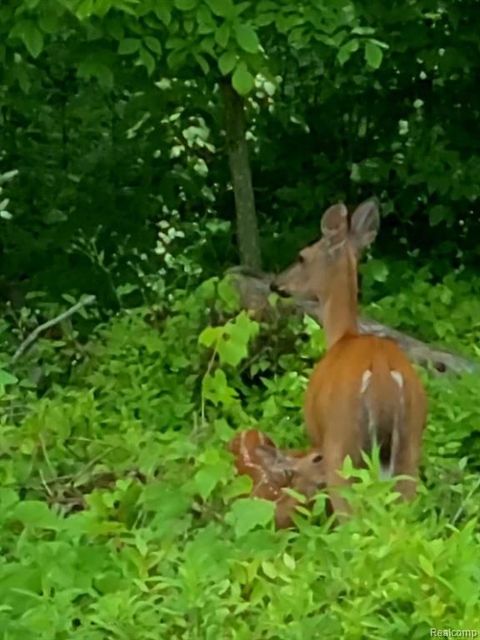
[229,429,325,528]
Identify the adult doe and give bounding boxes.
[271,200,427,519]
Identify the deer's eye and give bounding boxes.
[312,454,323,464]
[298,254,305,264]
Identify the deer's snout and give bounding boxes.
[269,280,290,298]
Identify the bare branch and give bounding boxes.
[11,294,96,364]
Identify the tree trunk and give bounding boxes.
[221,80,262,270]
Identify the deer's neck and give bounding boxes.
[321,254,359,348]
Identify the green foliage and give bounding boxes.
[1,273,480,638]
[1,1,480,635]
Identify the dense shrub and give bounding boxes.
[1,274,479,638]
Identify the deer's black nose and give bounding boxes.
[270,281,290,297]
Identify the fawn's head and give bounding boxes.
[255,444,325,498]
[271,199,380,302]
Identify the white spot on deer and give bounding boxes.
[360,370,372,394]
[390,370,403,388]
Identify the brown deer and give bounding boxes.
[271,200,427,520]
[229,429,325,528]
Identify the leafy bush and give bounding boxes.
[1,274,480,638]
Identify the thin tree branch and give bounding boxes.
[11,294,96,364]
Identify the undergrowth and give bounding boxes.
[1,271,480,638]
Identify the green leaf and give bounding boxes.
[223,474,253,500]
[261,560,277,579]
[232,62,254,96]
[218,276,240,311]
[77,60,114,89]
[21,22,44,58]
[429,204,450,226]
[205,0,234,18]
[197,5,215,33]
[202,369,238,406]
[283,553,296,570]
[145,36,162,55]
[76,0,94,19]
[154,5,171,25]
[39,10,60,34]
[194,52,210,74]
[215,22,230,48]
[365,42,383,69]
[226,498,275,537]
[118,38,141,55]
[366,258,389,283]
[337,39,359,66]
[175,0,197,9]
[198,325,223,348]
[194,464,225,500]
[418,554,435,577]
[217,335,246,367]
[140,48,155,75]
[11,501,61,530]
[0,369,18,386]
[218,50,237,75]
[234,23,259,53]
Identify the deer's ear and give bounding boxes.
[255,444,293,473]
[350,199,380,251]
[321,203,348,252]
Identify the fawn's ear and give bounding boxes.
[255,444,294,474]
[320,203,349,253]
[350,198,380,252]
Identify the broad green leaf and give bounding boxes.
[20,22,44,58]
[366,258,389,283]
[261,561,277,579]
[140,48,155,75]
[0,488,19,513]
[202,369,238,406]
[365,42,383,69]
[226,497,275,537]
[198,325,223,347]
[215,22,230,48]
[205,0,234,18]
[39,10,60,34]
[337,39,359,66]
[194,464,225,500]
[234,23,259,54]
[175,0,197,9]
[76,0,94,19]
[11,501,61,530]
[219,50,237,75]
[145,36,162,55]
[223,474,253,500]
[418,554,435,577]
[0,369,18,386]
[232,62,254,96]
[429,204,451,226]
[154,5,171,25]
[194,52,210,74]
[218,276,240,311]
[283,553,296,570]
[197,5,215,33]
[118,38,141,55]
[217,335,246,366]
[105,16,125,40]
